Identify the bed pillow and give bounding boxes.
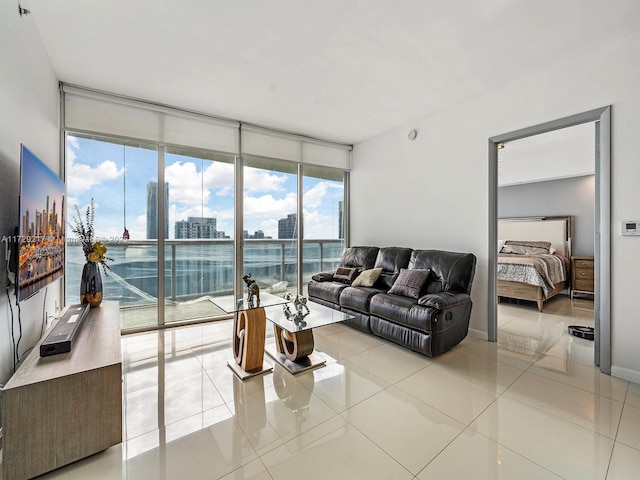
[501,244,549,255]
[333,266,360,284]
[351,268,382,287]
[498,239,507,253]
[388,268,431,299]
[504,240,551,251]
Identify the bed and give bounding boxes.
[497,216,572,311]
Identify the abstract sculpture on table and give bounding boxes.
[242,273,260,307]
[283,292,310,324]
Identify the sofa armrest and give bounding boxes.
[417,292,471,311]
[311,271,335,282]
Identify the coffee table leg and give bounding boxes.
[273,325,314,362]
[232,308,267,373]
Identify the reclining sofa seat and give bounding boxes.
[307,246,477,357]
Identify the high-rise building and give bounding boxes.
[243,230,268,239]
[278,213,297,239]
[147,182,169,239]
[175,217,225,239]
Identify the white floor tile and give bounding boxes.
[503,371,624,438]
[470,395,614,480]
[616,403,640,450]
[260,416,413,480]
[341,342,432,384]
[396,364,500,425]
[433,348,526,393]
[417,428,563,479]
[529,355,629,402]
[606,442,640,480]
[342,386,465,474]
[296,361,389,413]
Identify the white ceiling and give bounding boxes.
[27,0,639,144]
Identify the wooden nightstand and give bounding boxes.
[571,256,594,298]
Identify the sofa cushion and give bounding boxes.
[333,266,360,284]
[369,292,418,323]
[370,293,439,333]
[351,268,382,287]
[388,268,431,299]
[373,247,413,289]
[339,246,380,269]
[340,286,385,313]
[307,280,349,304]
[409,250,477,294]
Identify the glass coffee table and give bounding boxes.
[211,292,288,380]
[264,301,353,375]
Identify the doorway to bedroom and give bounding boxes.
[488,107,611,374]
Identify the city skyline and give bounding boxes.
[66,135,344,241]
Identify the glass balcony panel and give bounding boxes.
[163,147,235,324]
[242,156,298,295]
[302,166,345,295]
[64,133,159,329]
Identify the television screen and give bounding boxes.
[17,145,65,302]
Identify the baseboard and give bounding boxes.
[611,365,640,384]
[468,328,489,341]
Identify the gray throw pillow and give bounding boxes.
[388,268,431,299]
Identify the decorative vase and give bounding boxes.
[80,261,103,308]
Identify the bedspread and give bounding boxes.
[497,254,567,298]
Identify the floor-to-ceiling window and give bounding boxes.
[63,86,350,331]
[302,165,345,295]
[242,156,299,295]
[65,133,159,329]
[164,146,236,324]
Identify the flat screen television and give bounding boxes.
[16,144,65,302]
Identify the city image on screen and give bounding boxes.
[17,144,65,302]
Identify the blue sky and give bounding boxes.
[66,136,343,240]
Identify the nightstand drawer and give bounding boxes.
[574,259,594,269]
[575,269,594,280]
[574,279,594,292]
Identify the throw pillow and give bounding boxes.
[501,244,549,255]
[351,268,383,287]
[388,268,431,299]
[333,266,360,284]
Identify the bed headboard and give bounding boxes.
[498,216,572,258]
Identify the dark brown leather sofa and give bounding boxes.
[308,246,476,357]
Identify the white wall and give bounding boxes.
[0,3,61,387]
[351,30,640,383]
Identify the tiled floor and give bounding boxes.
[35,296,640,479]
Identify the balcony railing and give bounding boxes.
[65,239,345,309]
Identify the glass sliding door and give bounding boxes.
[302,165,345,295]
[163,146,235,323]
[242,156,298,296]
[65,133,159,329]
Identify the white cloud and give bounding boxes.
[303,209,339,239]
[203,162,234,196]
[244,167,288,193]
[165,161,235,205]
[165,161,210,205]
[66,137,124,195]
[244,193,296,218]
